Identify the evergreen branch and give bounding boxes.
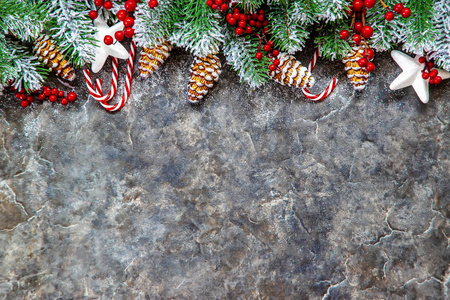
[223,30,270,88]
[314,20,352,60]
[429,0,450,71]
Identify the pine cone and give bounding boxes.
[139,41,172,78]
[33,35,75,81]
[343,45,371,90]
[268,53,315,88]
[188,54,221,104]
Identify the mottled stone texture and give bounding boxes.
[0,47,449,300]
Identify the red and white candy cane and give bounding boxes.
[302,48,338,101]
[83,40,136,112]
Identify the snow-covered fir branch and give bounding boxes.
[428,0,450,71]
[48,0,98,67]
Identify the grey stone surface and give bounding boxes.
[0,46,449,299]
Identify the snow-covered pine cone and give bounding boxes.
[343,45,371,90]
[268,53,315,88]
[139,41,172,78]
[187,54,221,104]
[33,35,75,81]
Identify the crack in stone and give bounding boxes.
[320,258,350,300]
[366,208,406,246]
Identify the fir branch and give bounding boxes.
[171,0,225,57]
[267,0,313,54]
[233,0,264,12]
[0,0,48,41]
[429,0,450,71]
[48,0,98,67]
[223,30,271,88]
[134,0,178,47]
[314,20,352,60]
[314,0,348,22]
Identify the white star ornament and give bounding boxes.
[91,16,129,73]
[389,50,450,104]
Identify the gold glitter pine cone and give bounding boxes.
[268,53,315,88]
[342,44,371,90]
[33,35,75,81]
[188,54,221,104]
[139,41,172,78]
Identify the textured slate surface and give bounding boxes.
[0,46,449,299]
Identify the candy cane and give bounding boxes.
[302,48,338,101]
[83,40,136,111]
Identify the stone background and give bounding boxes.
[0,46,449,299]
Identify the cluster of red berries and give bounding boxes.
[358,49,376,72]
[206,0,229,12]
[419,57,443,85]
[89,0,158,45]
[340,1,376,45]
[224,8,269,36]
[11,86,77,108]
[384,3,411,21]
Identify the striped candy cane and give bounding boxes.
[302,48,338,101]
[83,40,136,112]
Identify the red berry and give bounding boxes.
[262,20,268,27]
[340,29,349,39]
[345,7,353,17]
[251,13,258,20]
[238,20,246,28]
[149,0,158,8]
[233,8,240,14]
[115,31,125,41]
[263,28,270,34]
[361,26,373,39]
[228,17,237,26]
[211,4,218,10]
[61,98,68,106]
[49,95,57,102]
[246,26,253,34]
[117,10,128,21]
[429,78,435,84]
[124,0,136,11]
[94,0,103,7]
[428,62,434,69]
[418,56,426,63]
[67,92,77,102]
[124,27,134,38]
[422,72,429,79]
[273,59,280,66]
[366,62,375,72]
[385,11,395,21]
[257,14,265,22]
[233,12,240,20]
[269,64,277,72]
[215,0,222,5]
[239,14,246,21]
[249,20,255,26]
[394,3,404,14]
[434,76,442,84]
[366,48,375,60]
[220,3,228,10]
[255,52,263,60]
[364,0,376,8]
[263,44,271,52]
[235,27,244,35]
[27,95,34,103]
[354,22,363,33]
[104,35,113,45]
[401,7,411,18]
[19,88,25,93]
[103,0,112,9]
[38,94,46,100]
[272,49,279,56]
[15,92,20,99]
[429,69,438,78]
[353,34,362,44]
[255,21,262,28]
[358,57,368,67]
[19,94,27,101]
[352,0,364,12]
[123,17,135,28]
[51,88,58,95]
[268,40,274,46]
[89,10,98,20]
[44,89,51,96]
[20,100,29,108]
[226,13,233,20]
